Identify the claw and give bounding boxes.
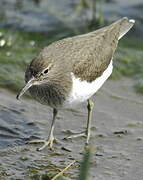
[37,138,54,151]
[28,136,57,151]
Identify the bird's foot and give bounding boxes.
[28,136,58,151]
[64,131,86,140]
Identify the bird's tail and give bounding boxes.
[116,17,135,40]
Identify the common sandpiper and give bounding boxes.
[17,17,135,151]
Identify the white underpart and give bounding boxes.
[65,60,113,107]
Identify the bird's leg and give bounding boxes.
[37,108,58,151]
[65,99,94,143]
[86,99,94,144]
[29,108,58,151]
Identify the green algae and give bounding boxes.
[0,29,40,92]
[127,121,143,127]
[112,37,143,93]
[0,28,60,93]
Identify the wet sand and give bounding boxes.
[0,78,143,179]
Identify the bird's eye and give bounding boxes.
[43,69,49,74]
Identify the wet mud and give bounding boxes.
[0,78,143,179]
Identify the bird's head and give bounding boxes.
[16,56,52,100]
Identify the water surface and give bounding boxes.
[0,0,143,179]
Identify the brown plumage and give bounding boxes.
[17,17,135,151]
[27,18,132,84]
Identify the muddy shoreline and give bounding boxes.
[0,78,143,179]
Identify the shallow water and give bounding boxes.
[0,0,143,179]
[0,0,143,34]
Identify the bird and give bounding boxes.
[17,17,135,151]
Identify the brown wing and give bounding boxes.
[71,17,134,82]
[71,21,123,82]
[32,18,134,83]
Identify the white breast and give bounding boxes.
[64,60,113,107]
